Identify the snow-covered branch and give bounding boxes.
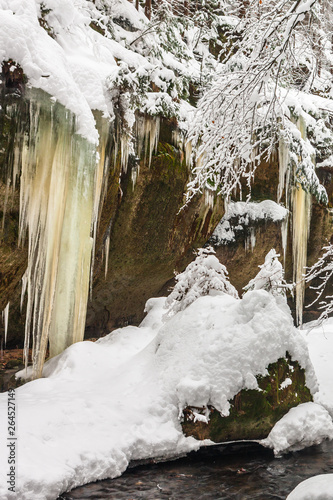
[186,0,332,204]
[305,243,333,321]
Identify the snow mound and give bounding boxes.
[0,291,320,499]
[157,290,317,416]
[262,402,333,456]
[301,318,333,414]
[287,474,333,500]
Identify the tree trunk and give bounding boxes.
[145,0,151,20]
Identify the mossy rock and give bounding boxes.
[181,353,312,442]
[0,368,26,392]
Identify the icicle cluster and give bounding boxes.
[4,90,109,378]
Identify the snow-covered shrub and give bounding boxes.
[243,249,291,297]
[164,246,238,318]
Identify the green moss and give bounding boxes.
[182,353,312,442]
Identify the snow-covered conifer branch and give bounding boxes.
[164,246,238,318]
[243,249,293,297]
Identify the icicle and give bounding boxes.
[148,116,160,167]
[2,302,9,347]
[135,115,160,167]
[131,164,139,189]
[245,227,256,253]
[278,136,290,205]
[204,188,214,209]
[185,140,192,169]
[281,216,288,266]
[104,234,110,279]
[120,134,131,173]
[290,114,312,327]
[89,114,111,299]
[2,177,11,230]
[250,227,256,251]
[297,115,307,141]
[1,114,23,229]
[171,129,183,150]
[16,89,99,378]
[292,184,312,327]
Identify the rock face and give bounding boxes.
[87,136,224,335]
[0,74,332,350]
[182,354,312,442]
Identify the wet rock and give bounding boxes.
[182,354,312,442]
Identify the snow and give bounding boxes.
[271,318,333,497]
[164,247,238,318]
[0,290,321,499]
[0,0,199,144]
[261,402,333,456]
[243,249,288,297]
[280,377,292,389]
[287,474,333,500]
[0,0,107,143]
[211,200,288,245]
[301,318,333,418]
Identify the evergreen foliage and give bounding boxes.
[244,249,291,297]
[164,246,238,317]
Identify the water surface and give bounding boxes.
[60,440,333,499]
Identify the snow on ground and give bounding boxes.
[0,290,325,500]
[285,318,333,498]
[302,318,333,417]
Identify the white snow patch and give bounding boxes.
[287,474,333,500]
[280,377,292,390]
[211,200,288,245]
[301,318,333,417]
[261,402,333,456]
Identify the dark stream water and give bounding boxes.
[59,440,333,499]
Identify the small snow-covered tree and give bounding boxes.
[305,243,333,322]
[164,246,238,317]
[243,249,290,297]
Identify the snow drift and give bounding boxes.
[0,289,328,499]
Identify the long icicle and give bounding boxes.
[2,302,9,347]
[17,89,99,378]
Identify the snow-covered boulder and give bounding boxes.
[156,290,318,443]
